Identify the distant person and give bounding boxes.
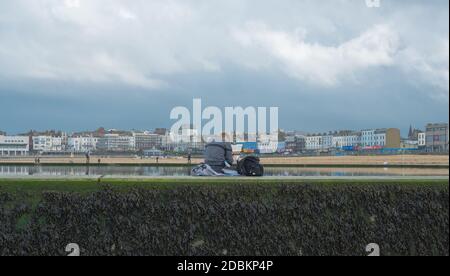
[204,142,233,174]
[187,153,192,165]
[98,159,101,164]
[156,157,159,164]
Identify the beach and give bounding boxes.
[1,154,448,167]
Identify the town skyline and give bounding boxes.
[1,121,448,139]
[2,122,449,156]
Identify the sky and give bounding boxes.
[0,0,448,135]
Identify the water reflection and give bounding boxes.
[0,165,448,177]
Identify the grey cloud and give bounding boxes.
[0,0,447,96]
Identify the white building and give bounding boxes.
[361,129,386,147]
[170,124,200,143]
[305,135,334,151]
[133,132,162,150]
[321,135,333,150]
[332,134,361,148]
[360,128,400,148]
[257,141,279,154]
[166,125,205,152]
[305,136,322,150]
[67,136,98,153]
[160,134,173,151]
[418,132,426,147]
[0,136,30,156]
[32,136,63,153]
[97,134,135,152]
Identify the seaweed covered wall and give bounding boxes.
[0,183,448,256]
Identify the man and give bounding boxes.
[187,153,192,164]
[204,142,234,174]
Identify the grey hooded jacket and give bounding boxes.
[204,142,233,172]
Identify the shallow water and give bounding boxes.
[0,165,448,177]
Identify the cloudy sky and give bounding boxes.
[0,0,448,135]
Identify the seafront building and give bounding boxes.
[285,135,306,154]
[133,132,163,151]
[305,134,336,151]
[0,135,29,156]
[360,128,400,148]
[332,132,361,148]
[257,141,281,154]
[67,136,99,153]
[32,136,64,153]
[418,132,426,148]
[96,134,136,152]
[287,128,402,153]
[305,136,322,151]
[425,123,449,153]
